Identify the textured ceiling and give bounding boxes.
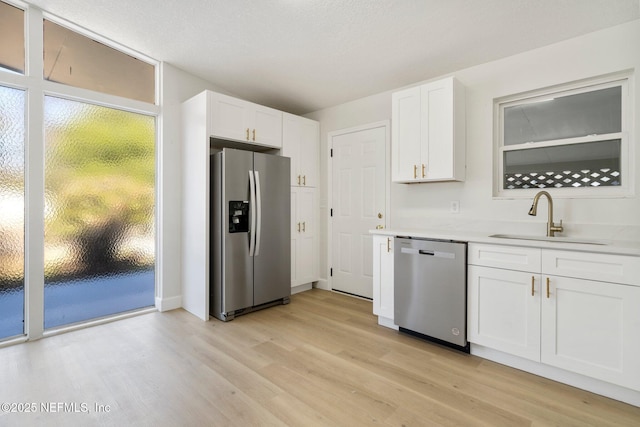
[23,0,640,114]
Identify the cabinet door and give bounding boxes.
[373,236,394,321]
[282,114,301,186]
[391,86,421,182]
[297,118,319,187]
[468,266,541,361]
[469,243,541,272]
[421,78,454,180]
[210,92,282,148]
[291,187,318,287]
[209,92,250,142]
[541,275,640,391]
[249,104,282,148]
[543,249,640,286]
[282,114,319,187]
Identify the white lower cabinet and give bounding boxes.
[291,187,318,288]
[372,235,395,328]
[468,265,541,361]
[541,275,640,391]
[468,243,640,392]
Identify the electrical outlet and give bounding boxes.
[450,200,460,214]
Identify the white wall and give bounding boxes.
[306,19,640,284]
[157,63,232,310]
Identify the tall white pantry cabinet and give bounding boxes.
[181,91,319,321]
[282,113,320,290]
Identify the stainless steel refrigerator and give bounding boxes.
[210,148,291,321]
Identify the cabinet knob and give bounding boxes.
[376,225,384,229]
[302,221,306,232]
[297,175,301,185]
[422,164,426,178]
[413,164,417,179]
[377,213,383,219]
[303,175,306,186]
[297,222,301,233]
[387,237,391,252]
[246,128,250,141]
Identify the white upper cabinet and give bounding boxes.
[209,92,282,148]
[391,76,465,183]
[282,113,319,187]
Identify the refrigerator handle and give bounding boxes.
[249,170,256,256]
[254,170,262,256]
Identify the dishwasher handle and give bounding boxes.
[400,247,455,259]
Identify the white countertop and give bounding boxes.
[370,228,640,257]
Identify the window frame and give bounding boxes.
[493,71,634,199]
[0,1,161,344]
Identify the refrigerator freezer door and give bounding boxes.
[213,148,254,317]
[253,152,291,306]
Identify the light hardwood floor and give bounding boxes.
[1,289,639,426]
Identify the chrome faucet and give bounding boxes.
[528,191,564,237]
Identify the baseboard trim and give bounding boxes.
[377,316,399,330]
[156,295,182,312]
[313,278,330,291]
[471,344,640,407]
[292,283,313,294]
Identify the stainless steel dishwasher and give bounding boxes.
[394,237,468,352]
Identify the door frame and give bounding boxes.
[327,120,391,293]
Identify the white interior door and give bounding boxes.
[331,124,387,298]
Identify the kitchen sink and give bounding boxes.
[489,234,608,245]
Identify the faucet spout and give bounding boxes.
[528,191,564,237]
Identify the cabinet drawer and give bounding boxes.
[542,250,640,286]
[469,243,541,272]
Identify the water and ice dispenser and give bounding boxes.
[228,201,250,233]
